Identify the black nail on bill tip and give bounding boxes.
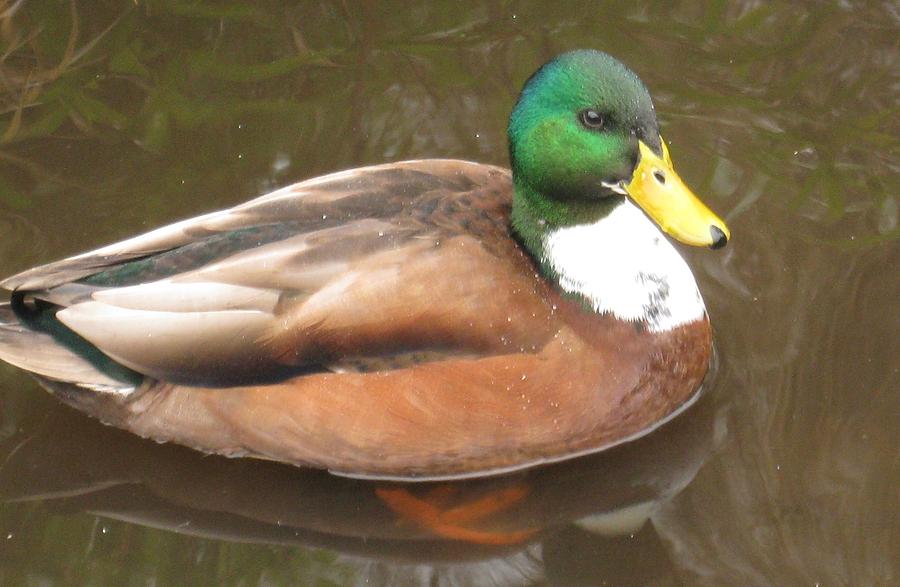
[709,225,728,249]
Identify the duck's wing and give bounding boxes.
[2,160,546,385]
[2,160,492,292]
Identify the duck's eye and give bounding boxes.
[579,109,605,130]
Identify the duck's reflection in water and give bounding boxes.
[1,390,724,586]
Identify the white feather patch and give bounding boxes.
[56,302,273,380]
[542,200,705,332]
[92,281,279,313]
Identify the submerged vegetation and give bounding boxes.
[0,1,894,247]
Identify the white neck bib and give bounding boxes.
[542,199,706,332]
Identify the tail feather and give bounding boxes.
[0,302,140,394]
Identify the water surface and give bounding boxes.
[0,2,897,585]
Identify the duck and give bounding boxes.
[0,49,730,481]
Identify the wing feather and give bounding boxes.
[1,160,497,291]
[57,302,275,383]
[91,282,280,313]
[1,160,515,384]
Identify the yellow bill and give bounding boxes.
[625,139,730,249]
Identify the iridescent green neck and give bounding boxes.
[511,179,623,262]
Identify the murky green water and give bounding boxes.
[0,1,896,585]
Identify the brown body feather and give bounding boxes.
[0,160,710,480]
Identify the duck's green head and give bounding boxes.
[508,50,729,250]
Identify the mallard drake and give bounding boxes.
[0,50,729,480]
